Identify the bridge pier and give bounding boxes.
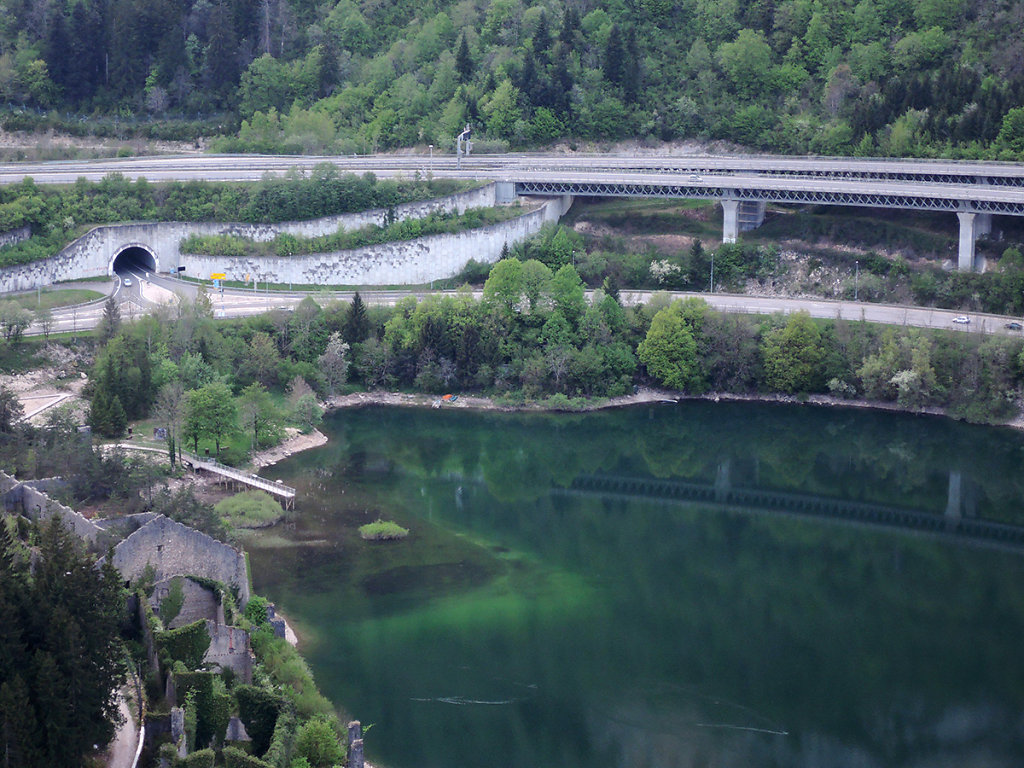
[945,470,962,521]
[956,211,992,271]
[721,200,766,243]
[714,459,731,502]
[722,200,739,243]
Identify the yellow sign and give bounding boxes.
[210,273,226,280]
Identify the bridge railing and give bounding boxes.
[183,452,296,497]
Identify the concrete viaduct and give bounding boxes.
[2,153,1024,272]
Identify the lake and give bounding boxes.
[250,402,1024,768]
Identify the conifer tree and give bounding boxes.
[0,518,127,767]
[455,34,473,83]
[603,25,625,86]
[345,291,370,344]
[97,295,121,343]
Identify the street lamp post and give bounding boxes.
[710,251,715,293]
[428,144,433,175]
[855,260,859,301]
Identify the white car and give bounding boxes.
[952,315,970,324]
[123,277,132,287]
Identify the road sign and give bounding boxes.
[210,272,226,280]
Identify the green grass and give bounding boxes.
[358,519,409,541]
[1,288,105,310]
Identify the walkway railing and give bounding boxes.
[182,452,296,504]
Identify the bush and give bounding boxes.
[216,491,285,529]
[235,684,283,755]
[180,748,216,768]
[156,620,211,670]
[358,519,409,541]
[224,745,275,768]
[293,716,345,768]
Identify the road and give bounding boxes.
[0,154,1023,212]
[30,271,1024,338]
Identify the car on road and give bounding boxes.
[1006,321,1023,330]
[689,173,701,182]
[123,277,132,287]
[952,315,970,324]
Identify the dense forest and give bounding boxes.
[0,0,1022,157]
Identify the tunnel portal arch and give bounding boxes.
[110,244,158,275]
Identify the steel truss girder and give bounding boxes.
[556,167,1024,187]
[514,181,1024,216]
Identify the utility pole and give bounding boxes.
[428,144,433,175]
[855,260,859,301]
[710,251,715,294]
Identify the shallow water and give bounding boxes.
[251,402,1024,768]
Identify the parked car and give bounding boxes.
[1006,321,1023,330]
[953,315,970,324]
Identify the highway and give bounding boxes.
[31,271,1024,338]
[1,154,1023,213]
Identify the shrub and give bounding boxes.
[216,491,285,529]
[180,748,216,768]
[223,745,275,768]
[156,620,211,670]
[358,519,409,541]
[235,685,283,755]
[293,716,345,768]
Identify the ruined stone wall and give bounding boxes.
[150,577,220,629]
[112,516,250,605]
[0,472,100,542]
[0,184,498,292]
[203,620,253,683]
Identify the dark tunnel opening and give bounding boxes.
[112,246,156,275]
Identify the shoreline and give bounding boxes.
[250,427,328,468]
[323,388,1024,430]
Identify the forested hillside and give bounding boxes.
[1,0,1023,157]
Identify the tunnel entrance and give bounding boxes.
[111,245,157,275]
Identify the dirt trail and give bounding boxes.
[104,689,139,768]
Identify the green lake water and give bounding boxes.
[250,402,1024,768]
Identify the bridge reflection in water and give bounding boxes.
[549,464,1024,553]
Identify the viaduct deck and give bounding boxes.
[3,152,1024,270]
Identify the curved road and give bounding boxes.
[32,272,1024,338]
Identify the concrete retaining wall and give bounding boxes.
[0,225,30,249]
[179,195,572,285]
[0,187,573,291]
[0,184,498,292]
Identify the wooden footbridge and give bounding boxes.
[182,453,296,509]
